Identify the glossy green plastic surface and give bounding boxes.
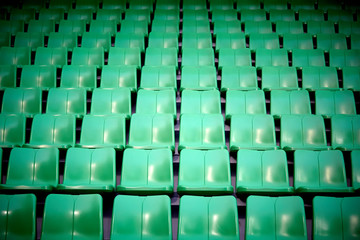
[307,20,335,35]
[271,90,311,118]
[246,196,307,240]
[219,48,251,68]
[249,33,280,50]
[128,113,175,150]
[140,66,176,90]
[338,21,360,35]
[178,149,233,195]
[180,66,217,91]
[313,196,360,240]
[183,9,208,21]
[34,47,67,66]
[182,48,214,67]
[152,19,179,35]
[282,33,313,50]
[27,114,75,149]
[351,34,360,50]
[315,90,356,118]
[317,33,347,51]
[144,47,178,68]
[115,33,145,52]
[183,0,207,10]
[102,0,126,10]
[75,0,99,12]
[0,47,30,66]
[244,21,272,34]
[264,0,288,11]
[47,32,77,50]
[117,148,173,194]
[182,19,210,34]
[241,9,266,21]
[213,20,242,35]
[182,32,212,49]
[0,194,36,240]
[292,49,325,67]
[181,90,221,115]
[81,32,111,52]
[71,47,104,67]
[0,114,25,147]
[0,32,10,47]
[352,150,360,191]
[20,65,56,90]
[329,49,360,67]
[178,195,239,240]
[302,66,339,91]
[14,32,44,51]
[0,65,16,89]
[125,9,151,24]
[331,115,360,150]
[342,67,360,91]
[275,21,303,34]
[225,90,266,120]
[96,9,122,24]
[0,148,58,191]
[261,66,298,90]
[58,148,116,192]
[269,9,295,21]
[230,114,277,151]
[67,9,92,23]
[10,9,35,23]
[154,9,179,20]
[41,194,103,240]
[38,9,64,23]
[108,47,141,68]
[255,49,288,67]
[100,65,137,91]
[89,20,117,35]
[2,88,41,117]
[58,20,86,36]
[298,9,324,21]
[215,33,246,52]
[221,66,258,91]
[27,20,54,35]
[211,9,237,22]
[0,20,24,34]
[111,195,172,240]
[120,19,148,37]
[60,65,96,90]
[48,0,73,11]
[46,88,86,118]
[236,0,261,10]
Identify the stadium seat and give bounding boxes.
[218,48,251,68]
[246,196,307,240]
[236,0,261,10]
[183,0,207,10]
[306,20,335,35]
[71,47,104,67]
[302,66,339,91]
[47,32,78,50]
[128,113,175,151]
[34,47,67,67]
[236,149,293,195]
[211,9,237,22]
[182,19,210,33]
[91,88,131,119]
[144,47,178,68]
[213,21,242,36]
[156,0,180,10]
[27,114,75,149]
[317,0,342,10]
[329,49,360,68]
[313,196,360,239]
[67,9,93,23]
[0,194,36,240]
[140,66,177,91]
[298,9,324,22]
[255,49,289,67]
[181,90,221,115]
[180,66,217,91]
[342,66,360,91]
[48,0,72,12]
[20,65,56,90]
[183,9,208,21]
[10,9,35,23]
[351,34,360,50]
[271,90,311,118]
[230,114,277,151]
[182,32,212,49]
[282,33,313,50]
[153,9,179,21]
[111,195,172,239]
[215,33,246,52]
[75,0,99,11]
[41,194,103,239]
[316,33,347,51]
[77,115,126,150]
[60,65,96,90]
[290,0,315,11]
[0,20,24,35]
[148,32,178,51]
[115,33,145,53]
[89,20,117,36]
[331,115,360,151]
[38,9,64,23]
[58,148,116,192]
[100,66,137,91]
[2,88,41,117]
[102,0,127,10]
[96,9,122,24]
[338,21,360,36]
[328,9,353,22]
[81,32,111,51]
[269,9,295,21]
[27,20,55,35]
[249,33,280,50]
[46,88,86,118]
[136,89,176,119]
[0,47,30,66]
[58,20,86,36]
[225,90,266,120]
[352,151,360,191]
[14,32,44,51]
[275,21,304,34]
[108,47,141,68]
[151,19,179,35]
[120,19,148,37]
[244,21,273,34]
[126,9,151,24]
[0,65,16,89]
[209,0,233,11]
[241,9,266,22]
[261,66,298,91]
[177,149,233,195]
[178,195,239,239]
[221,66,258,91]
[263,0,288,11]
[294,150,352,192]
[0,114,25,148]
[179,114,226,151]
[292,49,325,68]
[117,149,174,194]
[0,148,58,191]
[315,90,356,118]
[181,48,214,67]
[281,115,328,150]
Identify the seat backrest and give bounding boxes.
[331,115,360,150]
[0,65,16,89]
[34,47,67,66]
[2,88,42,117]
[71,47,104,67]
[136,89,176,118]
[100,65,137,91]
[60,65,96,90]
[0,47,30,66]
[270,90,311,118]
[225,90,266,119]
[181,90,221,115]
[46,88,86,117]
[20,65,56,90]
[0,114,25,147]
[140,66,176,91]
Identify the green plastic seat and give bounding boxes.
[307,21,335,35]
[221,66,258,91]
[225,90,266,120]
[179,114,226,151]
[351,34,360,50]
[91,88,131,119]
[213,21,242,36]
[14,32,44,51]
[41,194,103,240]
[46,88,86,118]
[183,0,207,10]
[313,196,360,240]
[20,65,56,90]
[275,21,304,34]
[209,0,233,11]
[271,90,311,118]
[120,19,148,37]
[218,48,251,68]
[290,0,315,11]
[89,20,117,36]
[115,33,145,53]
[182,33,212,49]
[244,21,273,34]
[352,151,360,191]
[317,0,342,10]
[60,65,96,90]
[108,47,141,68]
[0,20,24,35]
[144,47,178,68]
[58,148,115,192]
[282,33,313,50]
[230,114,277,151]
[77,115,126,150]
[329,49,360,68]
[117,149,173,194]
[100,65,137,91]
[156,0,180,10]
[281,115,328,150]
[211,9,237,22]
[0,148,58,191]
[263,0,288,10]
[178,195,239,240]
[246,196,307,240]
[126,9,151,24]
[48,0,73,12]
[236,149,293,195]
[96,9,123,24]
[338,21,360,35]
[180,66,217,91]
[0,114,25,147]
[140,66,176,91]
[182,19,210,33]
[331,115,360,150]
[34,47,67,67]
[327,9,353,22]
[182,48,214,67]
[153,9,179,21]
[215,33,246,52]
[302,66,339,91]
[241,9,266,22]
[111,195,172,239]
[71,47,104,67]
[269,9,295,21]
[0,32,10,47]
[0,194,36,240]
[298,9,324,22]
[38,9,65,23]
[151,20,179,35]
[183,9,208,21]
[0,47,30,66]
[0,65,16,89]
[294,150,352,192]
[10,9,35,23]
[2,88,41,117]
[250,33,280,50]
[128,113,175,150]
[148,32,178,51]
[27,20,55,35]
[81,32,111,52]
[48,32,77,50]
[342,66,360,91]
[316,33,347,51]
[136,89,176,119]
[178,149,233,195]
[236,0,261,10]
[27,114,75,149]
[256,49,289,67]
[315,90,356,118]
[292,49,325,68]
[67,9,93,23]
[75,0,99,11]
[261,66,298,90]
[58,20,86,36]
[181,90,221,115]
[102,0,127,10]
